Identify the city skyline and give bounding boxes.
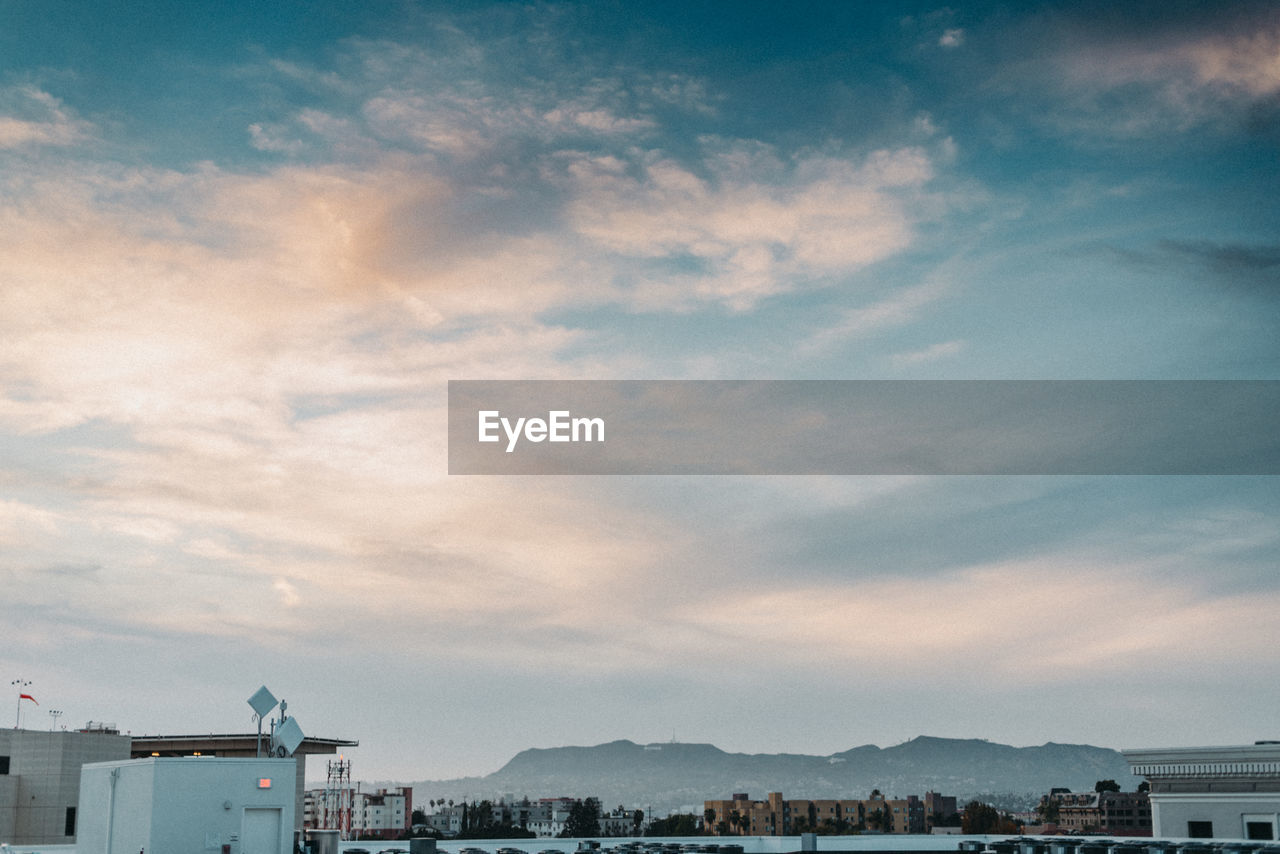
[1,0,1278,780]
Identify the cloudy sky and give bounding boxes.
[2,0,1278,784]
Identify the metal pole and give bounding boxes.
[106,767,119,854]
[11,678,31,729]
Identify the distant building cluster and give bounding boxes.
[701,791,957,836]
[407,796,645,839]
[1038,788,1151,835]
[7,714,1280,847]
[303,785,413,839]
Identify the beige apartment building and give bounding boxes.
[1043,789,1152,835]
[703,790,925,836]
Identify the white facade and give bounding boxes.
[424,804,463,836]
[525,798,573,838]
[1125,743,1280,840]
[303,786,410,838]
[352,787,410,836]
[601,806,641,836]
[77,757,297,854]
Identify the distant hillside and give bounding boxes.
[402,736,1141,814]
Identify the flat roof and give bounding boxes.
[131,733,358,757]
[1123,743,1280,762]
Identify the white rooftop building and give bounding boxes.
[1124,742,1280,841]
[77,756,297,854]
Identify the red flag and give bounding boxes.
[19,693,37,705]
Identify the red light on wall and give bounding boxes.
[258,778,272,789]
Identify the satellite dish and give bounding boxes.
[247,686,278,720]
[272,715,305,757]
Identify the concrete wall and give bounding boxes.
[0,728,132,844]
[78,757,296,854]
[76,757,155,854]
[1152,792,1280,840]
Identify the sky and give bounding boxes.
[1,0,1278,785]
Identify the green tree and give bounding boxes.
[1138,781,1150,793]
[962,801,1001,834]
[645,813,702,836]
[560,798,602,838]
[1036,798,1060,823]
[1095,780,1121,793]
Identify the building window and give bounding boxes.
[0,755,9,774]
[1187,821,1213,838]
[1246,822,1274,841]
[65,806,77,836]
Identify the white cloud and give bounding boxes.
[248,123,306,155]
[939,28,965,48]
[0,500,60,545]
[1026,17,1280,135]
[682,557,1280,681]
[273,578,301,608]
[0,87,90,149]
[800,278,950,355]
[566,146,935,310]
[890,338,966,367]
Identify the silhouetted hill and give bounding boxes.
[402,736,1141,814]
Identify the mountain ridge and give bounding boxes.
[395,736,1142,813]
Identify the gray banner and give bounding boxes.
[447,380,1280,475]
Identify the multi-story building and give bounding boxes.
[1125,742,1280,841]
[423,803,465,836]
[526,797,575,837]
[923,791,959,831]
[600,804,642,836]
[354,787,412,839]
[0,725,131,844]
[703,791,925,836]
[416,796,636,838]
[305,786,412,839]
[1040,789,1151,835]
[890,795,926,834]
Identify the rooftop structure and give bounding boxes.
[77,756,297,854]
[131,732,358,834]
[0,726,132,844]
[1124,742,1280,840]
